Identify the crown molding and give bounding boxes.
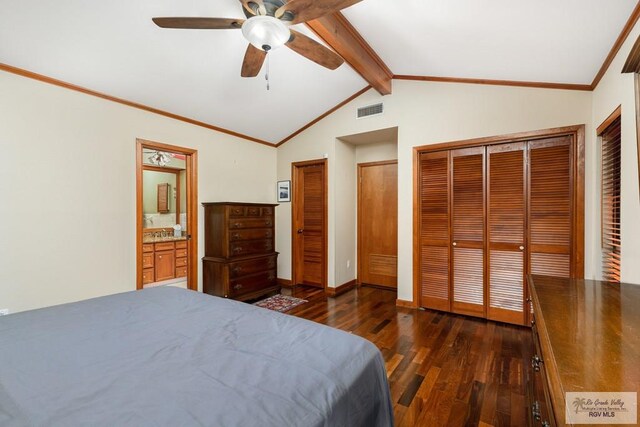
[276,85,371,147]
[591,0,640,89]
[0,62,276,147]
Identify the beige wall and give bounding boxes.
[592,21,640,284]
[0,70,276,313]
[277,80,594,300]
[355,140,398,164]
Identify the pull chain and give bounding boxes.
[265,52,270,91]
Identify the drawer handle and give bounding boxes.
[233,267,243,274]
[233,247,243,253]
[265,221,272,226]
[532,401,541,421]
[541,422,550,427]
[234,284,243,290]
[268,273,275,280]
[265,243,272,250]
[265,231,271,237]
[532,354,543,372]
[233,223,242,228]
[232,233,241,240]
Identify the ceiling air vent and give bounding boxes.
[357,103,384,119]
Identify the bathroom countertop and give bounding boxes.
[142,235,188,244]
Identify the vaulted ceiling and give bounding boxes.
[0,0,637,144]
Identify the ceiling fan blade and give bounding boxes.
[152,17,244,29]
[239,0,267,16]
[241,44,267,77]
[276,0,362,24]
[286,30,344,70]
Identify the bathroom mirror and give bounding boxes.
[142,153,186,231]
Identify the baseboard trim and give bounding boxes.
[396,299,418,309]
[277,278,293,288]
[326,279,357,297]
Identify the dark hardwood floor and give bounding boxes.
[282,285,532,427]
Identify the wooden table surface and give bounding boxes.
[530,275,640,426]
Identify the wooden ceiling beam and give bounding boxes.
[305,12,393,95]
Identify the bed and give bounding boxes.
[0,287,393,426]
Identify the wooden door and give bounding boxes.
[487,142,527,325]
[358,161,398,288]
[418,151,450,311]
[292,160,327,288]
[154,250,175,282]
[451,147,485,317]
[528,137,573,278]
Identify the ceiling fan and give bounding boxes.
[152,0,362,78]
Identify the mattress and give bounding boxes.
[0,287,393,426]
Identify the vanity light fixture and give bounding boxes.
[148,151,173,167]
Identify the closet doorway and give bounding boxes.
[413,125,585,326]
[136,139,198,291]
[291,159,327,289]
[357,160,398,289]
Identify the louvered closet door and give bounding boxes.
[487,142,527,325]
[528,137,573,278]
[419,151,450,311]
[451,147,485,317]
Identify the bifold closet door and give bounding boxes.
[451,147,485,317]
[487,142,527,325]
[419,151,450,311]
[528,137,573,278]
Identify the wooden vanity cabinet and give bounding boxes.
[202,202,279,301]
[141,239,188,285]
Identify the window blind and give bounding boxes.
[600,116,621,282]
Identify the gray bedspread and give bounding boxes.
[0,287,393,426]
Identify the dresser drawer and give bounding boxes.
[175,257,188,267]
[229,255,277,279]
[176,248,188,258]
[229,270,276,297]
[175,240,187,249]
[230,239,273,257]
[142,244,154,253]
[142,268,155,284]
[155,242,175,251]
[260,206,274,216]
[229,217,273,229]
[229,228,273,241]
[142,253,154,269]
[246,206,261,217]
[529,324,556,427]
[229,206,246,217]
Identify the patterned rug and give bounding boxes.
[253,295,307,313]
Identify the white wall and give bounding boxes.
[277,80,594,300]
[592,22,640,285]
[0,70,276,313]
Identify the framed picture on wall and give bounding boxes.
[277,180,291,202]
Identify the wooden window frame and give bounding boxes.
[597,107,622,283]
[411,125,585,308]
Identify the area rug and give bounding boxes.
[253,295,307,313]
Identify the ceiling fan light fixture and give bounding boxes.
[241,16,290,51]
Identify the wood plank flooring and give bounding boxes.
[282,285,532,427]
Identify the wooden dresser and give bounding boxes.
[202,202,279,301]
[528,275,640,427]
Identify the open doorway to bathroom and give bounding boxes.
[136,139,198,291]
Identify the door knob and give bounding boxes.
[297,229,304,234]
